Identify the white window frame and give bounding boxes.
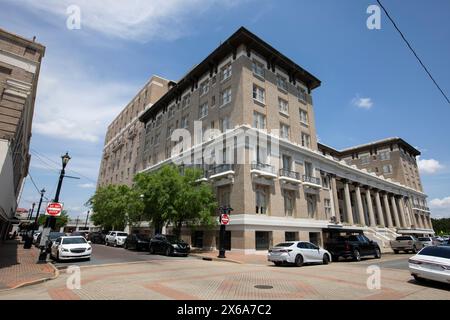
[253,111,266,129]
[221,63,232,81]
[299,109,308,125]
[301,132,311,149]
[220,87,232,106]
[280,123,290,140]
[276,74,288,91]
[252,60,264,78]
[199,102,208,119]
[253,84,265,104]
[278,98,289,114]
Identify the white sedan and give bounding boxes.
[268,241,332,267]
[50,236,92,261]
[409,246,450,285]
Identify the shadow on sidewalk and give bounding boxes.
[0,240,19,269]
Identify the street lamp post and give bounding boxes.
[27,203,35,221]
[38,152,71,262]
[218,206,233,259]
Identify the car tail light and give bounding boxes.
[409,259,422,265]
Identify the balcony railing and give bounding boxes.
[251,162,275,174]
[209,164,234,176]
[279,169,300,180]
[302,175,321,186]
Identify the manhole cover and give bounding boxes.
[254,285,273,289]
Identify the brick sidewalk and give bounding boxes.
[0,240,57,290]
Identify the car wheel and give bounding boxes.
[105,241,109,246]
[165,247,172,257]
[114,241,117,247]
[374,248,381,259]
[294,254,304,267]
[393,250,399,254]
[323,254,330,265]
[353,249,361,262]
[413,274,424,283]
[149,246,155,254]
[124,242,128,250]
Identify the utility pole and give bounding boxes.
[27,203,35,220]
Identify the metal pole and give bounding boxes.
[34,189,45,227]
[84,210,90,229]
[28,203,35,220]
[45,161,67,230]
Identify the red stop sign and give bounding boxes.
[221,214,230,225]
[46,202,63,216]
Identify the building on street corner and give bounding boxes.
[98,27,434,252]
[0,28,45,241]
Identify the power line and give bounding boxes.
[27,172,49,201]
[377,0,450,104]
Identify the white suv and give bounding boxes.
[105,231,128,247]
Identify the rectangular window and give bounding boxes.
[360,155,370,165]
[199,80,209,96]
[276,74,288,91]
[283,190,295,217]
[383,164,393,174]
[379,151,390,161]
[220,87,232,106]
[280,123,290,139]
[298,86,307,102]
[181,116,189,128]
[253,111,266,129]
[278,98,289,114]
[168,105,176,118]
[0,65,12,75]
[182,94,191,108]
[253,84,265,104]
[199,102,208,119]
[252,60,264,78]
[220,116,231,132]
[255,185,268,214]
[221,63,232,81]
[211,95,216,107]
[301,132,311,148]
[324,199,332,218]
[299,109,308,125]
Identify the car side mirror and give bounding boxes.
[88,241,92,244]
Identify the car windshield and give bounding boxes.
[49,233,65,240]
[274,242,294,247]
[117,232,127,237]
[395,236,413,241]
[418,246,450,259]
[418,237,431,241]
[62,237,87,245]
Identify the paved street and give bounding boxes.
[0,249,449,300]
[51,244,195,269]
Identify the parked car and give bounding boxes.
[409,246,450,284]
[32,231,41,245]
[325,234,381,261]
[149,234,190,256]
[390,235,419,253]
[50,236,92,261]
[105,231,128,247]
[268,241,332,267]
[432,236,445,246]
[35,232,66,252]
[70,231,89,238]
[417,237,433,248]
[87,231,105,244]
[440,239,450,246]
[124,233,150,251]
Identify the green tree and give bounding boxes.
[38,210,69,230]
[88,184,144,230]
[431,218,450,234]
[134,164,217,237]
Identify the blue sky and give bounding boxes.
[1,0,449,219]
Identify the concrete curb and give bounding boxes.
[0,262,59,292]
[189,253,244,264]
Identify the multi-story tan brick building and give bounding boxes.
[0,28,45,241]
[97,76,172,188]
[102,27,434,252]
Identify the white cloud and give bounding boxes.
[430,196,450,219]
[351,95,373,109]
[417,158,444,174]
[32,59,136,143]
[78,183,96,189]
[8,0,247,42]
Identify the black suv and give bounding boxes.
[325,234,381,261]
[124,233,150,251]
[149,234,190,257]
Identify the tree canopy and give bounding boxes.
[38,209,69,230]
[431,218,450,235]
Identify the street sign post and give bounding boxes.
[220,213,230,225]
[218,206,233,259]
[45,202,63,217]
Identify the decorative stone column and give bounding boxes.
[374,190,385,227]
[406,197,417,228]
[354,184,366,226]
[330,175,341,224]
[382,193,393,228]
[390,195,401,228]
[343,180,354,225]
[396,196,407,228]
[365,188,376,227]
